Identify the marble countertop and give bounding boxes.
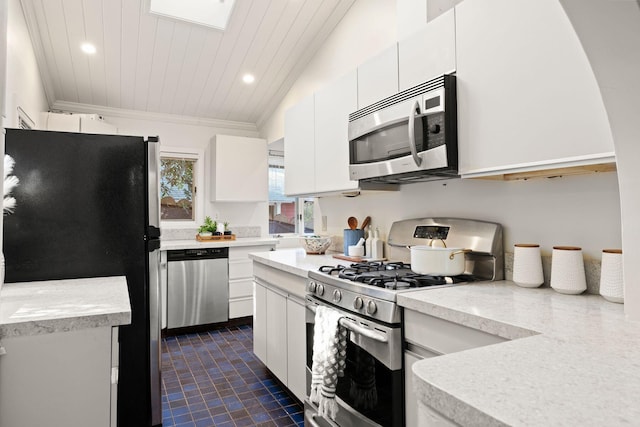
[0,276,132,338]
[161,237,278,251]
[249,248,354,278]
[398,281,640,426]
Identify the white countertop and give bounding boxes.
[161,237,278,251]
[0,276,132,338]
[249,248,354,278]
[398,281,640,426]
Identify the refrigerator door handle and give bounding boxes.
[146,137,160,231]
[148,246,162,426]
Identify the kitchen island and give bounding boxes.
[399,282,640,426]
[0,276,131,427]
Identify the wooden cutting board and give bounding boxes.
[332,254,386,263]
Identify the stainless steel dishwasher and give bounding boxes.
[166,247,229,329]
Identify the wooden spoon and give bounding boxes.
[360,216,371,230]
[347,216,358,230]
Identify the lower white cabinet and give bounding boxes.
[0,326,119,427]
[286,296,306,401]
[266,286,288,383]
[229,245,275,319]
[252,262,306,402]
[403,309,507,426]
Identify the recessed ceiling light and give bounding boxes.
[242,74,255,84]
[81,43,96,54]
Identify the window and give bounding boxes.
[160,156,197,221]
[268,146,313,234]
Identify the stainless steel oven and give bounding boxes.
[304,217,504,426]
[348,74,458,185]
[304,295,404,427]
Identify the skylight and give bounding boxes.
[149,0,236,31]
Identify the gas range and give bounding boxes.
[306,217,504,324]
[307,261,471,324]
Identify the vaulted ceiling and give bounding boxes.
[20,0,356,125]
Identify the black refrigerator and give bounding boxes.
[3,128,162,427]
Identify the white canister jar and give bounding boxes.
[512,244,544,288]
[599,249,623,303]
[550,246,586,294]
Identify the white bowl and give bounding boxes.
[301,236,332,254]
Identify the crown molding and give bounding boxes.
[51,101,259,132]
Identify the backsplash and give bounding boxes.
[161,226,262,241]
[504,252,602,295]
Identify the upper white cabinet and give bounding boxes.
[284,94,315,196]
[398,8,456,91]
[41,112,118,135]
[80,115,117,134]
[209,134,268,202]
[284,71,359,196]
[357,44,399,108]
[456,0,615,178]
[314,70,359,194]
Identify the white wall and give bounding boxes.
[258,0,398,144]
[5,0,48,129]
[559,0,640,318]
[101,114,268,235]
[317,172,621,260]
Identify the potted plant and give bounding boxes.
[223,221,232,236]
[198,216,217,236]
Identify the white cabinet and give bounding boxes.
[455,0,615,179]
[80,115,118,134]
[286,296,306,401]
[41,112,118,134]
[252,262,307,402]
[285,70,359,196]
[357,44,399,108]
[42,112,81,132]
[314,70,359,194]
[253,281,267,364]
[209,135,268,202]
[228,245,275,319]
[0,326,118,427]
[284,94,315,196]
[266,286,289,383]
[403,309,506,426]
[398,8,456,92]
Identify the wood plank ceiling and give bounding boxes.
[19,0,356,125]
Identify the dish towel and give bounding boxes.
[309,306,348,420]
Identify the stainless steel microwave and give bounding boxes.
[348,74,458,184]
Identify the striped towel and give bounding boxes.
[309,306,348,420]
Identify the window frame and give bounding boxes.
[159,146,204,228]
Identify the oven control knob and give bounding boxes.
[308,281,317,293]
[332,289,342,303]
[429,124,441,134]
[316,284,325,296]
[366,300,377,315]
[353,297,364,310]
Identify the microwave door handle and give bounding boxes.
[408,100,423,167]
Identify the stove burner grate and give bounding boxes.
[322,261,476,289]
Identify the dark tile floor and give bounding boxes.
[161,324,304,427]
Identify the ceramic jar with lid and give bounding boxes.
[550,246,586,294]
[599,249,623,303]
[512,244,544,288]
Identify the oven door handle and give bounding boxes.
[308,304,389,343]
[305,408,340,427]
[408,99,423,167]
